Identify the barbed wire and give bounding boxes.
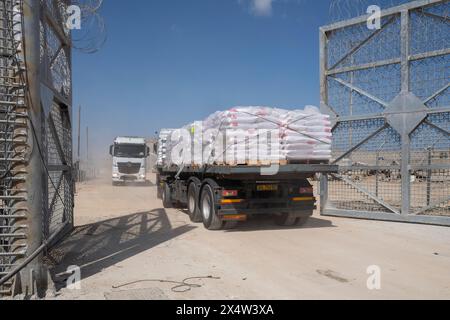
[70,0,106,54]
[328,0,414,22]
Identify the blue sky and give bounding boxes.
[72,0,407,158]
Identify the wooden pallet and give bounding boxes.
[211,159,329,167]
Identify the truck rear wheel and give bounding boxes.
[275,213,309,227]
[162,183,173,209]
[187,182,202,223]
[295,216,310,227]
[156,174,162,199]
[223,221,239,230]
[200,184,223,230]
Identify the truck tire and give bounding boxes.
[295,216,310,227]
[223,221,239,230]
[156,174,162,199]
[162,183,173,209]
[275,214,310,227]
[187,182,203,223]
[275,213,299,226]
[200,184,223,230]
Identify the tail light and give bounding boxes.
[299,187,313,194]
[222,190,238,197]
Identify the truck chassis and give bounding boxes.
[156,164,338,230]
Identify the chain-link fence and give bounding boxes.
[0,0,74,296]
[39,0,74,248]
[320,0,450,225]
[0,0,28,296]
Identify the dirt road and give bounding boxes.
[47,175,450,300]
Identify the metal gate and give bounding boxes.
[42,0,74,238]
[0,0,73,296]
[320,0,450,225]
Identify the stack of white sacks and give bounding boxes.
[164,106,332,167]
[279,106,332,161]
[157,129,175,166]
[203,107,283,164]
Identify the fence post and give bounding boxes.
[400,9,411,216]
[21,0,46,296]
[320,174,329,214]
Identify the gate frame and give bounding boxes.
[36,0,75,265]
[22,0,74,295]
[319,0,450,226]
[0,0,74,296]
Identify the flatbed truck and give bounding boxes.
[156,163,338,230]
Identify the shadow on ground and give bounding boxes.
[112,181,155,187]
[225,216,336,232]
[45,209,195,290]
[178,210,335,232]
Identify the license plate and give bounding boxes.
[257,184,278,192]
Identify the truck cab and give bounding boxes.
[109,137,150,185]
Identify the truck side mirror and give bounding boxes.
[109,145,113,156]
[146,146,150,156]
[153,144,157,154]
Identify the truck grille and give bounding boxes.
[118,163,141,174]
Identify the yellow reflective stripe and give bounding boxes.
[220,199,244,204]
[292,197,315,202]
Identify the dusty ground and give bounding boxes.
[47,174,450,300]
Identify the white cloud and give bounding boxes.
[250,0,275,17]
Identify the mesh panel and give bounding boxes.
[410,55,450,105]
[0,0,28,294]
[410,2,450,55]
[330,15,401,69]
[322,0,450,219]
[44,103,73,238]
[1,0,73,296]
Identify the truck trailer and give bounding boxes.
[156,162,337,230]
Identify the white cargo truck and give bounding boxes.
[155,107,337,230]
[109,137,150,185]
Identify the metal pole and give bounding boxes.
[77,105,81,182]
[86,126,89,179]
[349,54,354,163]
[319,28,332,216]
[319,29,329,110]
[426,148,432,206]
[400,9,411,216]
[400,10,410,93]
[86,126,89,162]
[22,0,45,296]
[77,105,81,160]
[320,174,329,214]
[376,152,379,197]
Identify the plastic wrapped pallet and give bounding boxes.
[163,106,332,167]
[157,129,175,166]
[202,106,332,164]
[281,106,332,161]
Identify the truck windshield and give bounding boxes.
[114,144,146,158]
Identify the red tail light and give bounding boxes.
[222,190,238,197]
[299,187,313,194]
